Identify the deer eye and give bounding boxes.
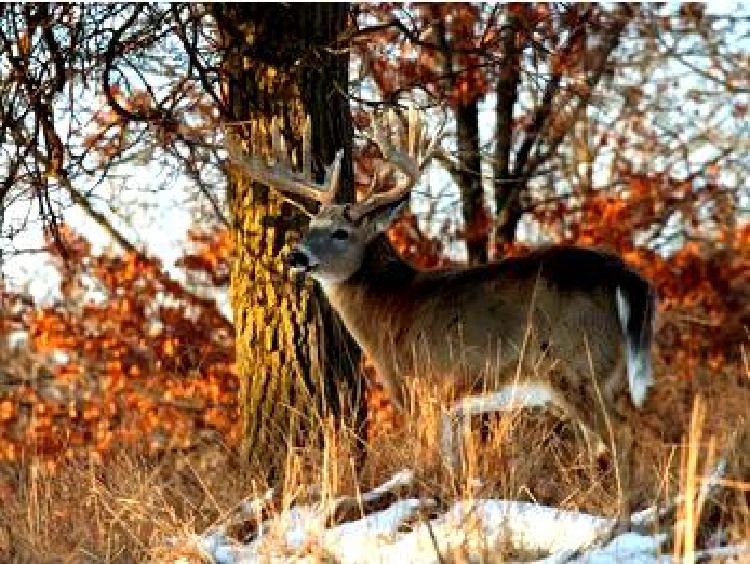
[331,228,349,241]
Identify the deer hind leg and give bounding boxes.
[556,332,637,531]
[611,422,634,534]
[554,393,635,534]
[596,361,636,533]
[570,386,635,534]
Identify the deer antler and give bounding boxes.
[348,106,444,221]
[226,116,343,207]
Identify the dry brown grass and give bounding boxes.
[0,440,249,562]
[1,358,748,563]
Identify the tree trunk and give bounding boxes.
[493,6,524,246]
[453,98,488,265]
[214,4,363,470]
[431,9,488,265]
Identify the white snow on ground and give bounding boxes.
[180,463,747,564]
[193,499,659,563]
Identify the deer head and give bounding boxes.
[226,109,442,286]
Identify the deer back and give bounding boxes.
[325,236,651,403]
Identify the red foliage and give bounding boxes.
[387,212,451,270]
[0,226,238,462]
[355,4,493,107]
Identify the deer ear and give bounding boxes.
[370,199,408,236]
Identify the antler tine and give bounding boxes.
[324,149,344,202]
[225,115,340,206]
[349,107,441,221]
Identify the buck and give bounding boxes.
[228,110,656,531]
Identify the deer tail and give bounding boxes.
[615,279,656,408]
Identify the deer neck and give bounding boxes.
[320,233,416,352]
[349,233,416,288]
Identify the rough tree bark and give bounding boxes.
[214,4,363,469]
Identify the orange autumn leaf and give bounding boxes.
[0,401,14,421]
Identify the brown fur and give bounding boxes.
[328,235,643,412]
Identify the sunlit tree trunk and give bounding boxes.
[214,4,363,470]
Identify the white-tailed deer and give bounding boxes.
[228,110,656,531]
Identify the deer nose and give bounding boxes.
[287,248,311,272]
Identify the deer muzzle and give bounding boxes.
[286,247,317,275]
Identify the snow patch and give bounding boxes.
[183,459,745,564]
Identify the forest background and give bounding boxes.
[0,3,748,559]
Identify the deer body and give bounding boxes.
[302,226,655,534]
[311,231,654,419]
